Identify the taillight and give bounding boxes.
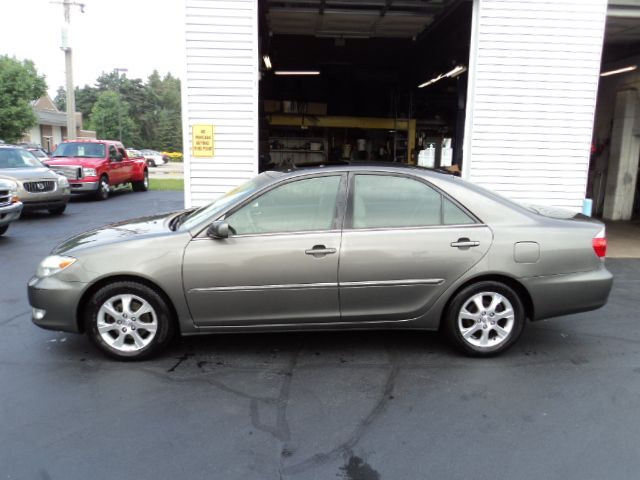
[592,229,607,258]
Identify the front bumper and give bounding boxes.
[69,181,99,193]
[0,202,23,226]
[28,275,87,333]
[20,187,71,211]
[523,263,614,321]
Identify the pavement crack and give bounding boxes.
[281,345,399,476]
[0,309,30,326]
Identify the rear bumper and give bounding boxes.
[28,276,86,333]
[69,181,99,193]
[0,202,23,226]
[523,264,614,321]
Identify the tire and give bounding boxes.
[84,281,176,360]
[147,159,156,167]
[443,281,525,357]
[95,175,110,201]
[132,170,149,192]
[48,205,66,215]
[0,225,8,236]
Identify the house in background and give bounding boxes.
[21,95,96,152]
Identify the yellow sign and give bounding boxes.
[192,125,215,157]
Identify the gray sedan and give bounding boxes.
[28,164,613,360]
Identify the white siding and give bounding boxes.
[463,0,607,211]
[182,0,259,208]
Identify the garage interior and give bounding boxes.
[258,0,471,172]
[591,1,640,221]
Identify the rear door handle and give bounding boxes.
[451,238,480,248]
[305,245,337,256]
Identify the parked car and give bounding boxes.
[46,140,149,200]
[140,149,167,167]
[28,164,613,360]
[17,143,51,162]
[0,145,70,215]
[126,148,142,159]
[0,178,23,236]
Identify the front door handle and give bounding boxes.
[305,245,337,257]
[451,238,480,248]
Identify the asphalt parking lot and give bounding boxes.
[1,189,640,480]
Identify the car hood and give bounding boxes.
[53,211,182,255]
[0,167,59,181]
[47,157,104,167]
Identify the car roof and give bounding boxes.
[269,162,458,181]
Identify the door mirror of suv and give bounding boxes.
[207,220,230,239]
[115,153,123,161]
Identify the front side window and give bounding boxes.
[351,174,475,229]
[227,175,342,235]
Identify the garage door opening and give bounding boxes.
[258,0,472,173]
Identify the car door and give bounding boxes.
[117,147,134,181]
[338,173,493,322]
[107,145,124,184]
[182,173,347,327]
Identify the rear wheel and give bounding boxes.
[132,170,149,192]
[443,281,525,357]
[0,225,8,236]
[95,175,110,201]
[84,281,176,360]
[48,205,66,215]
[147,159,156,167]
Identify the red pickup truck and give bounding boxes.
[46,139,149,200]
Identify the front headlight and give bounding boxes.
[83,167,97,177]
[7,181,18,201]
[57,175,69,187]
[37,255,77,277]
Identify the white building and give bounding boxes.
[181,0,640,220]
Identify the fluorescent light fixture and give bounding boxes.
[418,65,467,88]
[263,55,272,70]
[444,65,467,78]
[600,65,637,77]
[274,70,320,76]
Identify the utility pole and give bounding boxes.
[57,0,85,141]
[114,68,128,142]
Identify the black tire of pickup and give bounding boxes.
[132,169,149,192]
[95,175,110,201]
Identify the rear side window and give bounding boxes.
[351,174,475,229]
[443,197,475,225]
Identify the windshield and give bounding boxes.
[52,142,106,158]
[0,148,45,169]
[29,149,48,158]
[179,172,280,231]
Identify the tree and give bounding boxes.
[0,56,47,143]
[89,91,139,146]
[54,86,66,111]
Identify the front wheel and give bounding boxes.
[84,281,176,360]
[132,170,149,192]
[95,175,110,201]
[443,281,525,357]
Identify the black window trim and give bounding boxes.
[344,171,482,231]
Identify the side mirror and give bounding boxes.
[115,153,123,161]
[207,220,230,239]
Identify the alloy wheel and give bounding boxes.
[96,294,158,352]
[457,291,515,348]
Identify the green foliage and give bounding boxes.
[56,70,182,151]
[0,56,47,143]
[149,178,184,191]
[89,91,139,146]
[54,86,66,111]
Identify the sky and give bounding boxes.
[0,0,183,97]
